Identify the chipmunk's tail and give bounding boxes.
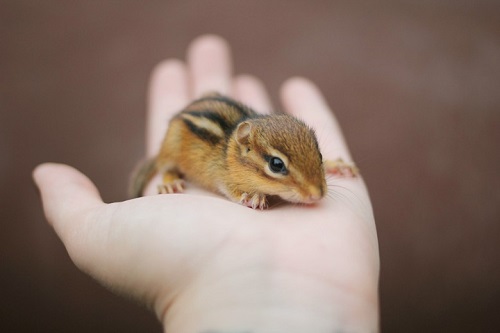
[128,157,157,198]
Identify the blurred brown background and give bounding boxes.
[1,1,499,332]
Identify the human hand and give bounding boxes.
[33,35,379,332]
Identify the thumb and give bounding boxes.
[33,163,104,238]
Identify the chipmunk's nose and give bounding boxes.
[307,186,324,202]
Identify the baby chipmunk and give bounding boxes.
[130,93,358,209]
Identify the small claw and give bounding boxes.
[173,179,185,192]
[251,193,267,210]
[251,196,259,210]
[260,199,267,210]
[157,179,185,195]
[258,197,268,210]
[238,193,267,210]
[158,184,172,194]
[239,192,249,205]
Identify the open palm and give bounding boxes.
[34,35,379,332]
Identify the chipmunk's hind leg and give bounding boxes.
[154,116,187,194]
[157,165,185,194]
[324,158,359,178]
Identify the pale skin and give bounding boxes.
[33,35,379,332]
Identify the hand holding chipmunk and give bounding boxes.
[33,35,379,332]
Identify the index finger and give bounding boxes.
[147,60,189,157]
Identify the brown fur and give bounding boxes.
[130,94,358,208]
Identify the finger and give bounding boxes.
[33,163,104,239]
[188,34,233,98]
[147,59,189,157]
[280,77,352,161]
[233,74,273,114]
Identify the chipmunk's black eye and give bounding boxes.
[269,157,287,174]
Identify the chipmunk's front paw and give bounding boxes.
[158,179,185,194]
[239,192,268,210]
[324,158,360,177]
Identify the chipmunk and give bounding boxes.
[130,93,358,209]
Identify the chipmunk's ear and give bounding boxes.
[236,121,252,145]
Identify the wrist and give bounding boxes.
[160,267,378,333]
[155,218,379,333]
